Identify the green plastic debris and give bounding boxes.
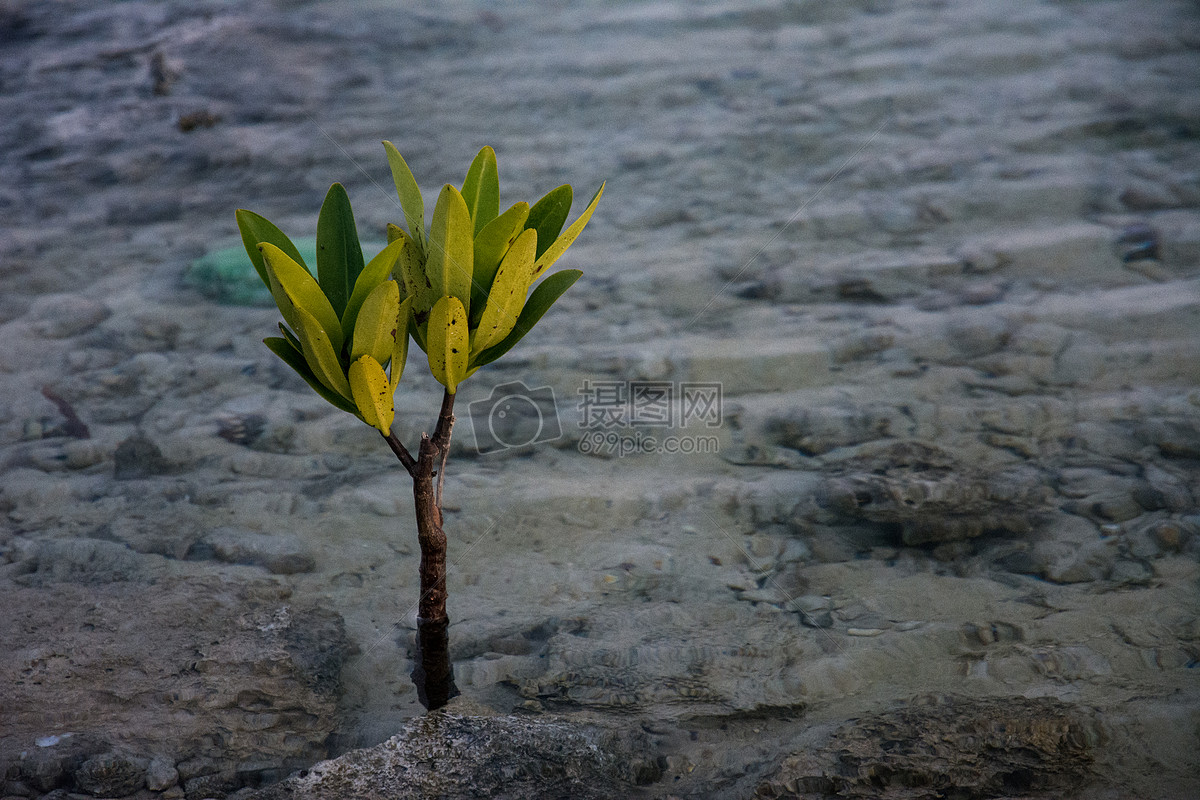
[186,239,384,307]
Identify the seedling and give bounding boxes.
[235,143,602,707]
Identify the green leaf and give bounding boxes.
[427,295,469,394]
[349,355,394,435]
[391,295,412,392]
[260,242,344,355]
[392,225,432,343]
[264,336,358,415]
[525,185,572,260]
[460,146,499,237]
[427,184,474,313]
[236,209,308,288]
[342,237,407,337]
[316,183,365,319]
[532,181,604,280]
[294,304,352,400]
[471,269,582,369]
[471,227,535,355]
[407,298,428,355]
[382,140,426,257]
[471,201,529,324]
[278,322,301,353]
[351,280,400,367]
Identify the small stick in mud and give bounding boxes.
[41,385,90,440]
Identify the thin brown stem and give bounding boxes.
[432,389,455,507]
[382,429,417,475]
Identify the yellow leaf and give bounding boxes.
[391,295,413,393]
[294,305,351,400]
[427,295,468,394]
[351,280,400,367]
[471,228,535,355]
[531,181,604,281]
[349,355,394,435]
[341,237,407,334]
[259,242,344,354]
[427,185,474,314]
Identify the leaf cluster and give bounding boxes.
[235,144,603,435]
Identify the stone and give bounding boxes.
[765,404,908,456]
[814,441,1048,545]
[183,769,239,800]
[11,538,153,586]
[113,434,170,480]
[0,578,350,796]
[28,295,111,339]
[247,705,659,800]
[74,752,146,797]
[145,757,179,791]
[193,527,316,575]
[1037,538,1116,584]
[761,695,1100,799]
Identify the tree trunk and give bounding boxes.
[385,390,458,709]
[412,433,448,624]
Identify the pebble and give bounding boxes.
[113,433,170,480]
[1149,519,1193,553]
[145,757,179,791]
[28,295,111,339]
[786,595,834,629]
[73,753,146,798]
[846,628,886,637]
[193,527,315,575]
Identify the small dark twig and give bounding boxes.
[40,386,90,439]
[383,430,417,475]
[432,389,455,508]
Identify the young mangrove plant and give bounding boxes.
[235,143,603,708]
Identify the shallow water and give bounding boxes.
[2,1,1199,798]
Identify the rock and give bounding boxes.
[1036,538,1116,584]
[146,757,180,791]
[1149,517,1196,553]
[74,752,146,797]
[192,527,316,575]
[1134,417,1200,460]
[814,441,1048,545]
[183,769,239,800]
[786,595,834,629]
[113,434,170,480]
[247,706,659,800]
[765,404,908,456]
[761,695,1100,799]
[11,538,153,586]
[0,578,351,795]
[28,295,111,339]
[946,312,1013,358]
